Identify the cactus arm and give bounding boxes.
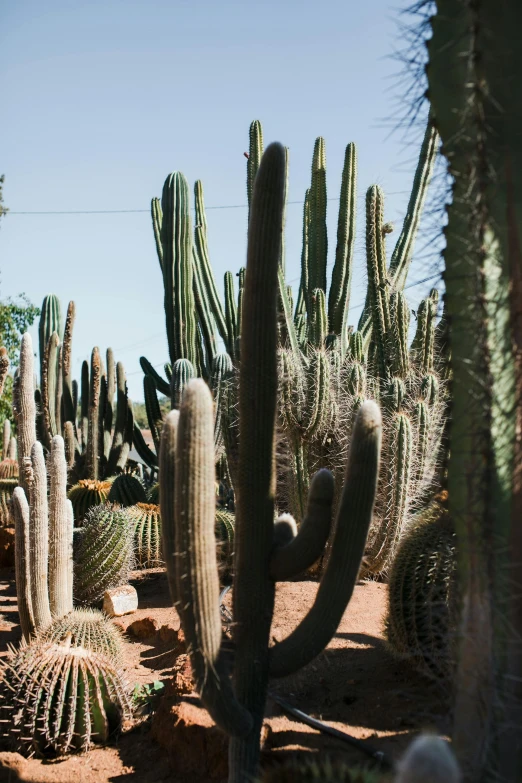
[63,420,76,470]
[132,421,158,468]
[224,271,238,359]
[308,138,328,296]
[80,360,89,451]
[29,441,52,631]
[107,362,130,475]
[39,294,62,381]
[365,185,391,379]
[42,332,60,443]
[12,486,35,640]
[194,180,228,344]
[247,120,264,220]
[15,334,37,497]
[192,244,217,372]
[309,289,328,348]
[61,301,76,426]
[103,348,115,461]
[278,268,301,356]
[151,197,163,271]
[143,374,163,454]
[160,172,198,368]
[211,353,233,459]
[388,121,439,292]
[160,399,252,737]
[230,142,286,781]
[270,469,334,581]
[139,356,171,397]
[269,401,381,678]
[298,189,311,317]
[86,348,101,480]
[329,142,357,335]
[48,436,73,618]
[55,344,63,435]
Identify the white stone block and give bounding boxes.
[103,585,138,617]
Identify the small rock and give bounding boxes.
[103,585,138,617]
[128,616,159,638]
[159,623,179,645]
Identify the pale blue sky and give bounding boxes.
[1,0,437,401]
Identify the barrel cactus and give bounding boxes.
[385,499,457,681]
[40,608,124,661]
[127,503,163,568]
[0,459,19,479]
[108,472,147,507]
[147,482,160,505]
[67,479,112,524]
[74,505,134,606]
[2,638,131,755]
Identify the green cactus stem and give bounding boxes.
[128,502,163,568]
[38,294,62,381]
[108,473,147,507]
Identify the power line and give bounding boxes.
[6,192,411,216]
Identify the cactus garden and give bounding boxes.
[1,0,521,780]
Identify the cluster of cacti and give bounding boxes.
[1,338,131,755]
[425,0,522,778]
[74,504,134,606]
[385,498,457,681]
[160,143,382,782]
[33,297,135,487]
[127,502,163,568]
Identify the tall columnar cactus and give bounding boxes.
[160,144,382,783]
[425,1,522,779]
[13,333,37,497]
[38,294,62,381]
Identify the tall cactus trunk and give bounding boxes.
[427,1,522,779]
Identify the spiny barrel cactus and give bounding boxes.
[385,500,457,681]
[127,503,163,568]
[1,638,131,755]
[74,504,134,606]
[67,479,112,523]
[40,608,124,661]
[108,472,147,507]
[160,144,382,782]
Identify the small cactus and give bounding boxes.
[127,503,163,568]
[107,472,147,507]
[1,638,131,755]
[215,508,235,583]
[67,479,112,524]
[74,505,134,606]
[40,608,124,661]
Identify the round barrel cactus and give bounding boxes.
[108,473,147,507]
[2,639,131,755]
[74,505,134,606]
[67,479,112,524]
[41,608,124,661]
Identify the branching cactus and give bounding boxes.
[160,143,382,783]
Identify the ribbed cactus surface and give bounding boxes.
[67,479,112,523]
[215,508,235,583]
[147,482,160,505]
[127,503,163,568]
[0,478,17,526]
[385,500,457,681]
[107,473,147,507]
[0,459,19,479]
[2,639,131,755]
[74,505,134,606]
[41,608,124,661]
